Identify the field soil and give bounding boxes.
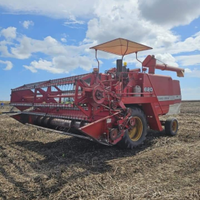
[0,102,200,200]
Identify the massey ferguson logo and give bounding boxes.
[144,87,153,92]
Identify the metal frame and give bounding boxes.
[10,38,184,146]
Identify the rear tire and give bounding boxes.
[165,118,178,136]
[118,107,147,149]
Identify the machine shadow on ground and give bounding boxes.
[1,102,199,199]
[15,129,167,174]
[0,129,169,199]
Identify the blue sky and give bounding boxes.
[0,0,200,100]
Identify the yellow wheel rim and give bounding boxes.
[128,117,143,141]
[172,120,178,132]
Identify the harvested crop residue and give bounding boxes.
[0,102,200,200]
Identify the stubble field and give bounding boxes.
[0,102,200,200]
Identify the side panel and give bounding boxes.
[147,74,181,115]
[136,73,181,131]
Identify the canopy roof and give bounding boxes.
[90,38,152,56]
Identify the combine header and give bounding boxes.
[10,38,184,148]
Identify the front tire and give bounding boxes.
[165,118,178,136]
[118,107,147,149]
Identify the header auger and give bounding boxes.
[9,38,184,149]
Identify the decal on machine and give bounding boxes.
[157,95,181,101]
[144,87,153,92]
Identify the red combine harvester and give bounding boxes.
[10,38,184,149]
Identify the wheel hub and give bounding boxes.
[172,120,178,132]
[128,116,143,141]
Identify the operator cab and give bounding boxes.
[90,38,184,77]
[90,38,152,73]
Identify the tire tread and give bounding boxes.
[118,107,147,149]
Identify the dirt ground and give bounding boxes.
[0,102,200,200]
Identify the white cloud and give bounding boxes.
[0,31,96,74]
[0,60,13,70]
[0,0,200,103]
[53,55,93,71]
[0,40,14,57]
[0,1,199,57]
[136,31,200,62]
[155,53,179,67]
[22,20,34,29]
[1,0,199,32]
[64,15,84,25]
[85,0,179,49]
[10,35,69,59]
[23,65,37,73]
[184,68,200,78]
[60,38,67,43]
[0,1,200,75]
[0,27,16,39]
[185,68,192,73]
[1,26,200,74]
[138,0,200,28]
[23,56,93,74]
[0,45,11,57]
[175,54,200,67]
[165,32,200,55]
[0,0,95,19]
[0,0,199,47]
[24,59,63,74]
